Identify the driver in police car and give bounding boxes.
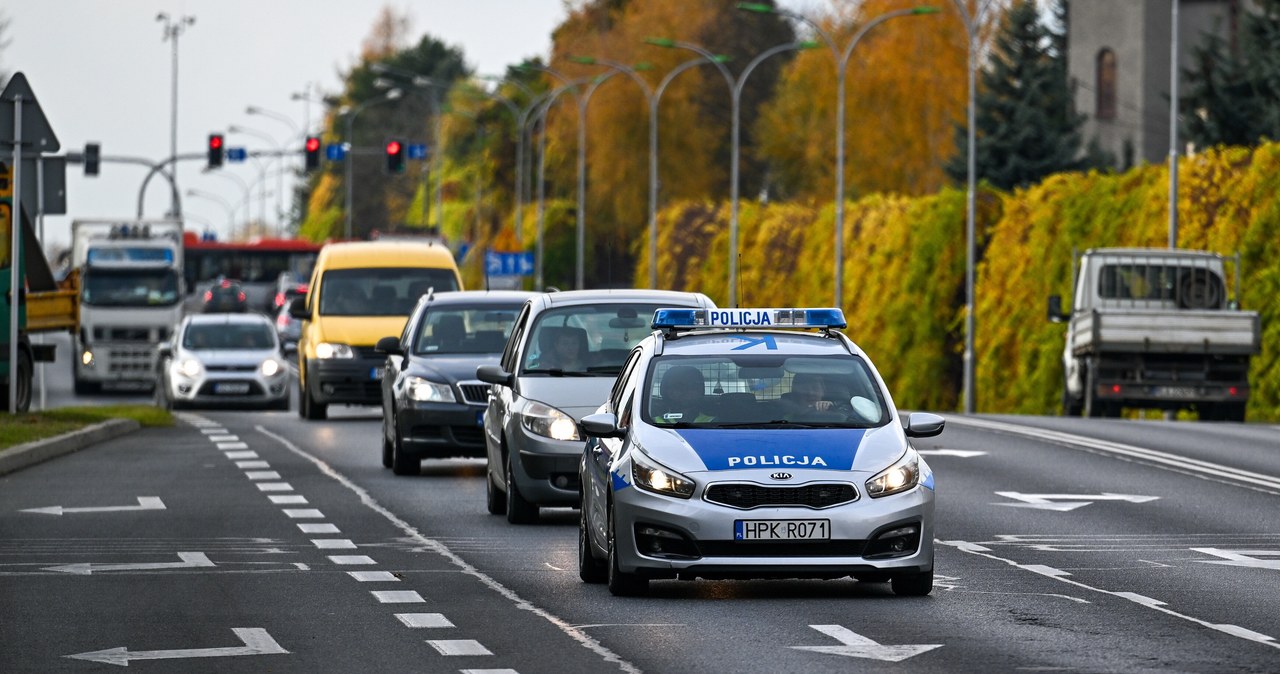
[654,365,715,424]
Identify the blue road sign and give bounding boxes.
[407,143,428,160]
[226,147,247,162]
[326,143,346,161]
[485,251,534,277]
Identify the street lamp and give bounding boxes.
[201,168,251,240]
[372,64,450,231]
[737,3,938,310]
[473,75,542,246]
[228,124,286,235]
[647,37,820,307]
[186,188,236,236]
[292,84,324,136]
[156,12,195,217]
[525,78,591,290]
[342,88,403,239]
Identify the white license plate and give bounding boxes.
[370,367,383,380]
[734,519,830,541]
[1153,386,1198,399]
[214,382,250,395]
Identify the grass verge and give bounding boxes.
[0,405,172,451]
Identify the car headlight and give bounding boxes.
[177,358,203,378]
[81,350,94,367]
[405,376,456,403]
[519,400,579,441]
[632,451,696,499]
[315,342,354,359]
[865,447,920,498]
[260,359,283,377]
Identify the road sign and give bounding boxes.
[326,143,346,161]
[0,72,61,153]
[407,143,428,160]
[225,147,247,162]
[485,251,534,277]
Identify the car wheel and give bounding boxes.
[606,504,648,597]
[381,418,394,469]
[504,452,538,524]
[3,349,33,412]
[390,426,418,476]
[485,471,505,515]
[578,502,607,584]
[300,373,326,420]
[890,569,933,597]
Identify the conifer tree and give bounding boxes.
[1181,0,1280,148]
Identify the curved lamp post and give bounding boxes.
[201,168,251,239]
[186,188,236,236]
[341,88,403,239]
[228,124,286,234]
[737,3,938,309]
[647,38,819,307]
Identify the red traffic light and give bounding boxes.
[209,135,223,149]
[385,140,402,155]
[305,137,320,152]
[207,133,224,168]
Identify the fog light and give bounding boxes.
[634,524,699,560]
[177,384,192,394]
[553,475,570,488]
[864,523,921,559]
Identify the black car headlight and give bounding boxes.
[632,452,695,499]
[865,447,920,498]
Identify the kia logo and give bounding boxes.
[770,472,792,480]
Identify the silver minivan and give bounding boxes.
[477,289,716,524]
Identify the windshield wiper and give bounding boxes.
[713,419,832,429]
[522,368,593,377]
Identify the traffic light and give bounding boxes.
[304,136,321,172]
[84,143,100,176]
[385,138,405,174]
[207,133,224,169]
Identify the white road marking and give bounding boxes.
[349,571,399,582]
[268,495,308,505]
[283,509,323,519]
[209,435,238,442]
[372,590,425,603]
[257,483,294,492]
[329,555,376,565]
[21,496,165,516]
[918,449,988,458]
[460,670,519,674]
[293,563,310,570]
[396,613,453,628]
[544,562,564,571]
[298,523,340,534]
[200,428,227,434]
[312,539,356,549]
[939,540,1280,650]
[45,552,214,575]
[1191,548,1280,570]
[1022,564,1071,577]
[218,442,249,450]
[64,627,288,666]
[992,492,1159,511]
[225,451,258,460]
[938,540,990,553]
[792,625,942,662]
[245,471,281,480]
[427,640,492,656]
[257,425,641,674]
[236,461,270,469]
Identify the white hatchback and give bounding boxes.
[157,314,291,410]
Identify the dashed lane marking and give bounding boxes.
[225,451,258,460]
[209,435,239,442]
[257,483,294,492]
[245,471,282,480]
[283,509,323,519]
[268,495,308,505]
[298,524,340,534]
[459,670,518,674]
[200,428,228,434]
[396,613,453,628]
[329,555,376,565]
[427,640,492,656]
[350,571,399,582]
[236,461,270,469]
[312,539,356,549]
[219,442,250,450]
[372,590,425,603]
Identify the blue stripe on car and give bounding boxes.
[673,429,865,471]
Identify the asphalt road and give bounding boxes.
[2,350,1278,672]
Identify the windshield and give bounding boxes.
[521,303,664,376]
[642,355,889,429]
[413,305,521,355]
[183,322,276,350]
[82,269,180,307]
[319,268,459,316]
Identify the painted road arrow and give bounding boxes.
[792,625,942,662]
[65,627,287,666]
[21,496,165,515]
[993,492,1159,512]
[44,551,214,575]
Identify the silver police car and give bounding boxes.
[577,308,941,596]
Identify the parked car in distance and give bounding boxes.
[201,278,249,313]
[157,313,291,410]
[377,290,534,475]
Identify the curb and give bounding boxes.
[0,418,142,477]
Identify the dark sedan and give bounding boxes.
[377,290,534,476]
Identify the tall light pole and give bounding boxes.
[647,38,819,307]
[202,168,251,239]
[476,75,539,246]
[186,188,236,236]
[246,106,302,234]
[526,79,590,290]
[371,65,450,232]
[342,88,403,239]
[737,4,938,308]
[292,84,322,136]
[1169,0,1179,250]
[951,0,997,415]
[228,124,286,235]
[156,12,195,218]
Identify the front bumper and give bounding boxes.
[397,401,488,459]
[306,356,384,405]
[509,423,583,508]
[611,478,934,580]
[169,369,289,407]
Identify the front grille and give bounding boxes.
[459,382,489,404]
[94,326,155,342]
[106,348,155,374]
[704,483,857,510]
[696,540,866,557]
[205,364,258,372]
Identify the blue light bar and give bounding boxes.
[652,308,847,330]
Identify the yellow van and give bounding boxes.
[291,240,462,419]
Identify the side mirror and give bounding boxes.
[476,364,514,387]
[904,412,945,438]
[157,343,172,359]
[375,336,402,355]
[1047,295,1068,323]
[288,296,309,321]
[581,412,624,439]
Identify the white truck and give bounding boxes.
[1048,248,1259,421]
[71,220,184,394]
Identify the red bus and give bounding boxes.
[182,233,321,313]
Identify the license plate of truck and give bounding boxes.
[734,519,830,541]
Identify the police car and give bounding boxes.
[577,308,941,596]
